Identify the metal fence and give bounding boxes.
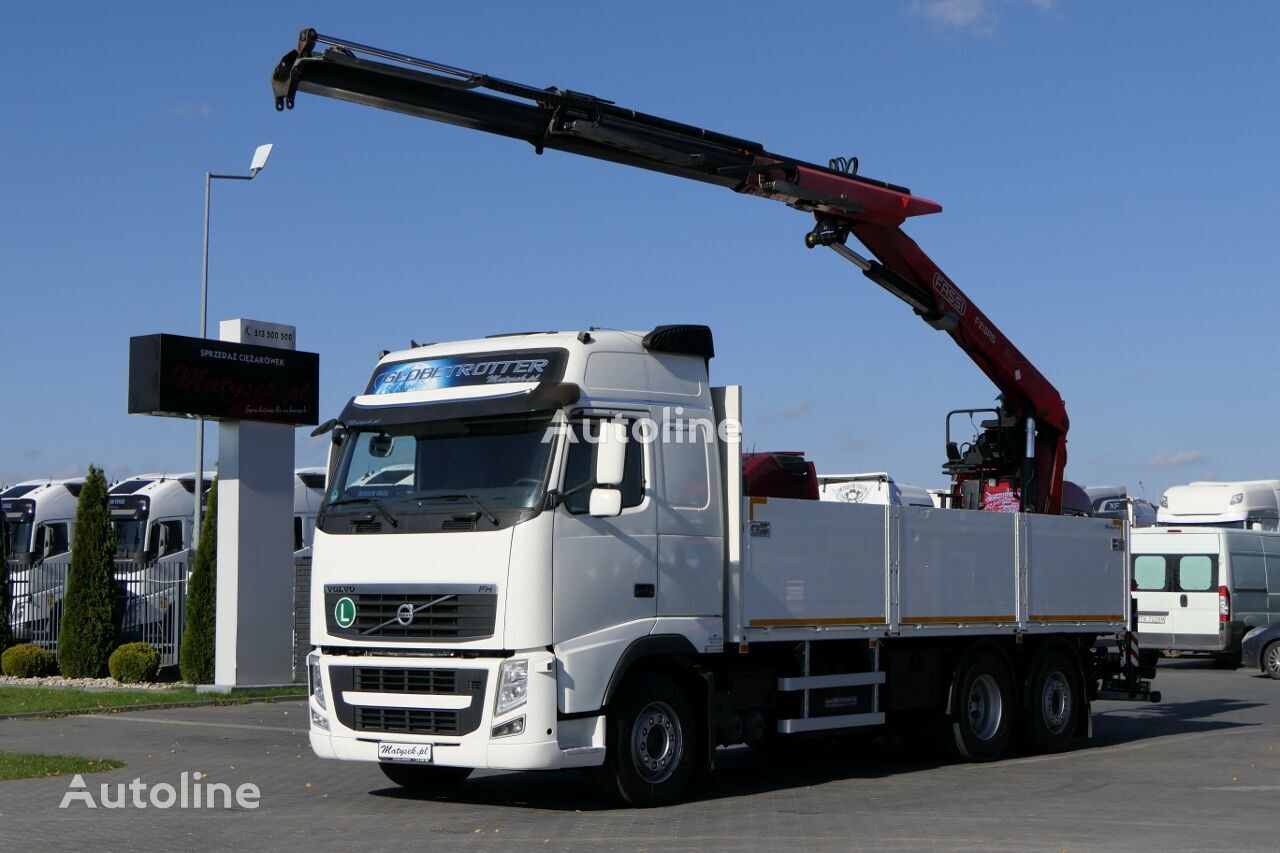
[6,557,189,669]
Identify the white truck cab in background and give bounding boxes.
[818,472,935,507]
[1157,480,1280,530]
[2,478,83,567]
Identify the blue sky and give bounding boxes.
[2,1,1277,502]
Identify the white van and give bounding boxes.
[1157,480,1280,530]
[817,472,935,507]
[1131,527,1280,665]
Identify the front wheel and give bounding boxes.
[945,651,1014,762]
[1262,641,1280,680]
[378,762,471,795]
[600,672,696,807]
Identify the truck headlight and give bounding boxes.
[308,653,327,710]
[495,659,528,716]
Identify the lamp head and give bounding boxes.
[249,143,274,176]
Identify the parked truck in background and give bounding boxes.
[1157,480,1280,530]
[275,31,1156,806]
[2,478,84,641]
[818,472,935,508]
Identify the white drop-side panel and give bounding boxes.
[742,499,888,627]
[898,508,1016,624]
[1023,514,1128,626]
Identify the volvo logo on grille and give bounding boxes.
[395,603,415,626]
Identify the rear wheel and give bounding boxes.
[600,672,695,807]
[1214,651,1241,670]
[1262,641,1280,680]
[378,762,471,794]
[1019,649,1080,754]
[945,652,1014,762]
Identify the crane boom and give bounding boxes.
[272,29,1068,513]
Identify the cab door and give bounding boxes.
[551,416,656,645]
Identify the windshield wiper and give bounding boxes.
[319,496,399,528]
[407,492,500,527]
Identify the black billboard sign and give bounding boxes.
[128,333,319,425]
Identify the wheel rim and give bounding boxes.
[966,673,1003,742]
[630,700,683,784]
[1265,644,1280,678]
[1040,671,1072,735]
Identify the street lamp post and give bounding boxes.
[193,143,273,549]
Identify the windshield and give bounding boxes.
[114,519,147,556]
[4,519,32,556]
[328,412,558,526]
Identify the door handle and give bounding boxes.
[634,584,655,599]
[1180,594,1188,607]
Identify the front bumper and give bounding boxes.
[307,649,605,771]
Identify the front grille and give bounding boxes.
[329,665,488,736]
[325,590,497,640]
[355,667,458,694]
[356,707,460,735]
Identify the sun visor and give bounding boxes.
[338,382,581,429]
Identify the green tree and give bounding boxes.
[57,465,118,677]
[180,479,217,684]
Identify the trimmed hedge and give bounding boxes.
[108,642,161,684]
[180,479,217,684]
[2,643,59,678]
[57,465,119,677]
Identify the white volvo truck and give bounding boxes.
[271,31,1158,805]
[305,327,1155,805]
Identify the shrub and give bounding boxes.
[180,479,218,684]
[108,642,161,684]
[2,643,59,678]
[57,465,119,678]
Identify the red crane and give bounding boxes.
[272,29,1069,514]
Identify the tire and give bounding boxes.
[600,672,696,807]
[945,652,1014,762]
[1262,641,1280,681]
[1019,649,1080,755]
[1214,651,1241,670]
[378,762,472,794]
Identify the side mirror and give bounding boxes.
[595,421,627,487]
[589,488,623,518]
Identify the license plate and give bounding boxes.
[378,742,433,763]
[1138,614,1166,624]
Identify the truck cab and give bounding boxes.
[1157,480,1280,531]
[109,472,212,567]
[310,326,722,774]
[818,472,935,507]
[2,478,84,642]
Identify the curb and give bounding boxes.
[1,693,306,721]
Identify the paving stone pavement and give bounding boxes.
[1,659,1277,852]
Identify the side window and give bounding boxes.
[150,521,184,557]
[662,422,711,510]
[562,420,644,514]
[1177,555,1216,592]
[44,523,70,557]
[1133,555,1168,591]
[1231,553,1267,591]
